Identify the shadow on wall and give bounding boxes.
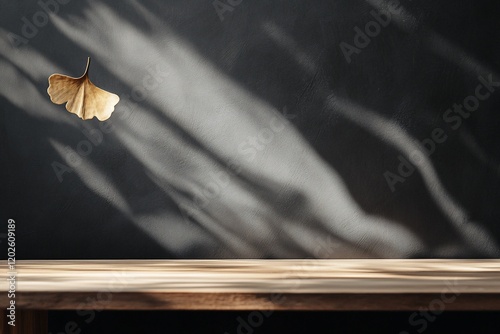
[0,0,499,259]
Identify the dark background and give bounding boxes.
[48,310,500,334]
[1,0,500,259]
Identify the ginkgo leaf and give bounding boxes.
[47,57,119,121]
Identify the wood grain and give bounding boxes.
[1,260,499,310]
[2,292,499,311]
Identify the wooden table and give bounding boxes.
[2,259,500,334]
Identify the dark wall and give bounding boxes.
[1,0,500,259]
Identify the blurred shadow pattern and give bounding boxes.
[0,0,499,259]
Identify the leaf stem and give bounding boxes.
[84,57,91,76]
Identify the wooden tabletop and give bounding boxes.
[1,259,500,310]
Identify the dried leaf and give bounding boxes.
[47,57,119,121]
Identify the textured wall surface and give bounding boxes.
[1,0,499,259]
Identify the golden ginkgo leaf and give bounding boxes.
[47,57,119,121]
